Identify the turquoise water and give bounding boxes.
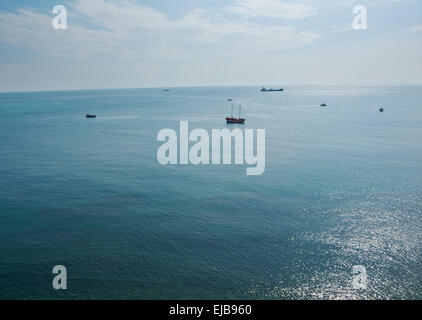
[0,86,421,299]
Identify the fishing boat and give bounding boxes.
[261,87,283,92]
[226,103,245,124]
[86,113,96,118]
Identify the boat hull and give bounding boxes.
[261,88,283,92]
[226,117,245,124]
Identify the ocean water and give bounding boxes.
[0,86,421,299]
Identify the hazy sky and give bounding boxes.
[0,0,422,92]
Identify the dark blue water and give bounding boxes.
[0,86,421,299]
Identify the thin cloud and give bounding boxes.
[0,0,321,60]
[331,23,354,34]
[408,25,422,32]
[229,0,318,19]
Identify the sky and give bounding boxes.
[0,0,421,92]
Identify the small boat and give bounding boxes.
[86,113,96,118]
[227,99,232,101]
[226,103,245,124]
[378,108,384,112]
[261,87,284,92]
[163,89,170,92]
[320,103,327,107]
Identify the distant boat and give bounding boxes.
[261,87,284,92]
[320,103,327,107]
[163,89,170,92]
[227,98,232,101]
[226,103,245,124]
[379,108,384,112]
[86,113,96,118]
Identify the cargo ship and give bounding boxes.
[261,87,284,92]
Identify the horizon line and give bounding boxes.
[1,82,422,94]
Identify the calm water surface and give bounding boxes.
[0,86,421,299]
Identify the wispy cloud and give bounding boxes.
[0,0,320,61]
[228,0,317,19]
[331,23,354,34]
[408,25,422,32]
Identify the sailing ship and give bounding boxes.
[226,103,245,124]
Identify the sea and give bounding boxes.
[0,86,421,299]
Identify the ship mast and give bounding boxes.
[239,104,241,119]
[231,102,234,118]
